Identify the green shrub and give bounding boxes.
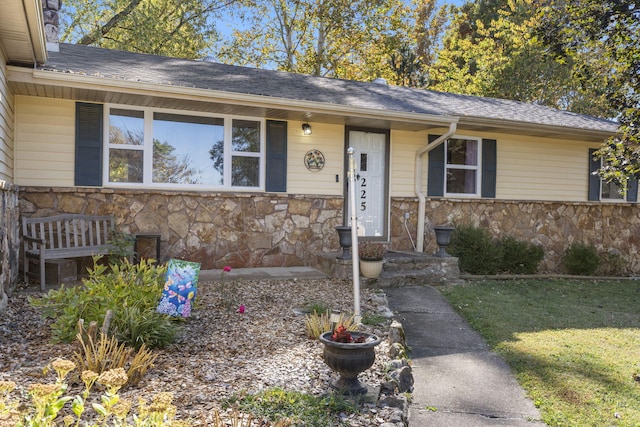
[107,229,136,266]
[563,243,600,275]
[449,223,502,275]
[30,257,180,348]
[597,250,627,276]
[498,236,544,274]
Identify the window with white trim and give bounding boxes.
[105,106,264,189]
[600,179,624,201]
[445,137,481,196]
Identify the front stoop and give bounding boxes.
[313,251,461,286]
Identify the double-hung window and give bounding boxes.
[105,106,264,189]
[428,134,496,198]
[445,137,480,196]
[588,148,638,202]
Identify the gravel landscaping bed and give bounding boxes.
[0,277,402,426]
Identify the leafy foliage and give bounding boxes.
[358,241,386,261]
[449,223,502,275]
[450,224,544,275]
[61,0,227,58]
[30,258,180,348]
[498,235,544,274]
[74,319,157,386]
[106,229,135,266]
[430,0,610,116]
[304,311,357,340]
[563,243,600,276]
[539,0,640,187]
[225,388,355,427]
[596,250,627,277]
[215,0,447,83]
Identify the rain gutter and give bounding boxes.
[415,121,457,252]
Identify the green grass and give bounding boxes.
[440,279,640,427]
[224,388,355,426]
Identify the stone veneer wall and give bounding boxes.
[1,182,20,312]
[19,188,640,274]
[391,198,640,274]
[19,187,345,270]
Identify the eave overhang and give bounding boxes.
[7,65,618,142]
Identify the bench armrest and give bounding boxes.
[23,235,46,245]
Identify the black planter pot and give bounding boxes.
[335,226,352,259]
[319,331,381,395]
[433,225,455,257]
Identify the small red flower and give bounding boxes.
[237,304,245,313]
[223,266,232,272]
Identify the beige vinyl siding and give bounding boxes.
[393,129,597,202]
[14,96,75,186]
[0,49,15,182]
[390,129,428,198]
[286,121,343,196]
[496,134,592,201]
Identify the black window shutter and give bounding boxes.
[588,148,600,201]
[75,102,103,186]
[266,120,287,192]
[481,139,497,198]
[427,134,444,197]
[627,178,638,202]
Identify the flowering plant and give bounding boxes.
[358,241,386,261]
[331,325,366,343]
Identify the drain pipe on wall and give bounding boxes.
[414,121,458,253]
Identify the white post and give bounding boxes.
[347,147,361,319]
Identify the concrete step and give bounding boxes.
[313,251,460,286]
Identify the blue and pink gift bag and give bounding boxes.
[157,259,200,317]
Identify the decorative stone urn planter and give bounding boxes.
[358,241,385,278]
[319,331,382,395]
[335,226,352,259]
[433,225,455,257]
[359,259,384,278]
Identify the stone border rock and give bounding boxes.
[377,319,412,427]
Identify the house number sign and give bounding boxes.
[304,149,325,171]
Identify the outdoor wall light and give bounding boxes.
[302,123,312,135]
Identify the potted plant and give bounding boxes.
[358,241,385,278]
[319,325,382,394]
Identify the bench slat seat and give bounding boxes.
[22,214,115,290]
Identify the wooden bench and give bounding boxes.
[22,214,115,290]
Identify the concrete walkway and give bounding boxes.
[385,286,545,426]
[198,267,545,426]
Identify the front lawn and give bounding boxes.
[440,279,640,426]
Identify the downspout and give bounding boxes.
[415,121,457,252]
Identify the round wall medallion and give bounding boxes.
[305,149,325,171]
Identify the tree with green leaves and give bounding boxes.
[214,0,447,84]
[429,0,611,117]
[539,0,640,188]
[61,0,234,58]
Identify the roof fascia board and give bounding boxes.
[458,116,617,141]
[22,0,47,64]
[7,66,456,126]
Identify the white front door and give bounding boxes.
[347,129,389,238]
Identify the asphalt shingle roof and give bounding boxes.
[42,43,618,133]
